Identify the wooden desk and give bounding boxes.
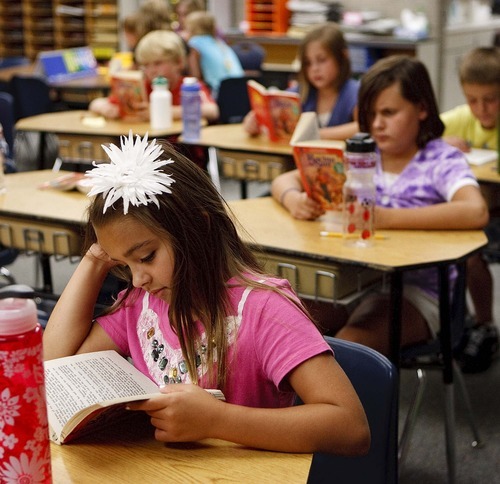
[470,160,500,185]
[229,197,487,360]
[192,124,295,198]
[50,414,311,483]
[16,111,185,169]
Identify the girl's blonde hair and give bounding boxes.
[298,22,352,102]
[185,10,216,37]
[135,30,186,65]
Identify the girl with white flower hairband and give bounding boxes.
[43,133,369,455]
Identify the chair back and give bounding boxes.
[217,76,253,124]
[231,41,265,76]
[0,92,15,157]
[0,56,30,69]
[307,337,398,484]
[10,75,54,120]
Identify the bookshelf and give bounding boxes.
[0,3,25,58]
[0,1,121,62]
[54,0,87,50]
[22,0,55,60]
[245,0,290,34]
[84,0,120,61]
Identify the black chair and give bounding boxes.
[398,262,482,481]
[307,337,398,484]
[231,41,265,77]
[9,75,63,170]
[216,76,253,124]
[207,76,255,195]
[0,56,30,69]
[10,75,55,121]
[0,91,16,159]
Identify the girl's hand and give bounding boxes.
[88,98,120,119]
[128,384,224,442]
[130,100,150,122]
[284,191,325,220]
[443,135,471,153]
[242,111,261,136]
[86,243,121,269]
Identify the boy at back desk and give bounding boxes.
[441,46,500,372]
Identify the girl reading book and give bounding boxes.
[243,22,359,141]
[43,133,369,454]
[336,56,488,356]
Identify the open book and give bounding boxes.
[110,70,148,121]
[44,350,225,444]
[291,112,346,211]
[465,148,497,166]
[247,79,301,143]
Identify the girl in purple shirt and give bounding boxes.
[334,56,489,356]
[43,133,369,455]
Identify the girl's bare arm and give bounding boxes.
[130,353,371,455]
[375,185,489,230]
[43,245,120,360]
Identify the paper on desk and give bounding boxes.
[81,115,106,128]
[465,148,497,166]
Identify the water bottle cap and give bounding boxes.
[0,284,38,335]
[346,133,376,153]
[0,298,38,335]
[183,77,198,85]
[152,76,168,89]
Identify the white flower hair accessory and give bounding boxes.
[86,131,175,214]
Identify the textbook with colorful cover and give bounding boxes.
[44,350,225,444]
[247,79,301,143]
[291,112,346,211]
[110,70,148,121]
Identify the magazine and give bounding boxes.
[247,79,301,143]
[291,112,346,211]
[44,350,225,444]
[110,70,148,121]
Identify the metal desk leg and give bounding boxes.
[438,264,456,484]
[389,271,403,367]
[390,271,402,481]
[40,254,53,294]
[207,146,222,194]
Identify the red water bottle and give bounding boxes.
[0,285,51,482]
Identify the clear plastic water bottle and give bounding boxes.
[342,133,378,247]
[150,76,172,130]
[0,285,52,483]
[181,77,201,142]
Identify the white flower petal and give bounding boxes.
[85,133,175,214]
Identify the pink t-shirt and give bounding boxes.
[97,277,331,408]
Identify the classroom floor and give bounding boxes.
[6,178,500,484]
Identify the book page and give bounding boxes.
[465,148,497,166]
[45,351,158,439]
[291,112,320,145]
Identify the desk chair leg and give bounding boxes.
[240,180,248,199]
[453,361,482,448]
[398,368,427,472]
[207,147,222,194]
